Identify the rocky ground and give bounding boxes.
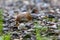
[0,0,60,40]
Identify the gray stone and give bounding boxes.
[18,23,25,30]
[54,30,60,33]
[3,28,9,31]
[3,24,9,27]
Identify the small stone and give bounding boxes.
[27,29,34,32]
[48,23,57,29]
[31,14,38,19]
[54,30,60,33]
[3,28,9,31]
[3,24,8,27]
[57,35,60,40]
[18,23,25,30]
[4,18,9,21]
[25,23,33,29]
[13,39,19,40]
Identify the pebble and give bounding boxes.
[13,39,19,40]
[3,28,9,31]
[48,23,57,29]
[3,24,9,27]
[18,23,25,30]
[54,30,60,33]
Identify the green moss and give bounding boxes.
[0,9,3,35]
[34,21,50,40]
[34,21,42,40]
[4,34,11,40]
